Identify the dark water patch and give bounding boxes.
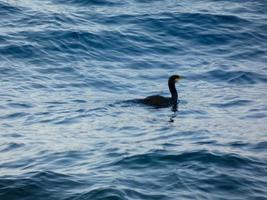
[134,12,253,48]
[243,113,267,119]
[18,29,148,61]
[229,141,267,152]
[73,186,166,200]
[211,100,252,108]
[229,48,267,61]
[30,83,47,89]
[35,111,50,116]
[42,29,109,51]
[0,44,39,59]
[251,142,267,151]
[52,83,82,89]
[125,60,168,70]
[114,153,267,200]
[0,64,19,79]
[0,142,24,153]
[176,12,250,27]
[140,12,250,32]
[1,30,89,60]
[75,109,86,113]
[86,107,108,113]
[36,66,77,75]
[7,103,33,109]
[229,141,250,148]
[0,171,84,200]
[37,117,62,124]
[1,133,23,138]
[0,2,22,15]
[21,150,91,171]
[196,173,266,199]
[147,130,210,144]
[0,112,28,120]
[104,147,127,158]
[195,140,218,146]
[248,106,267,113]
[193,69,267,84]
[75,187,126,200]
[42,151,89,166]
[0,157,34,170]
[99,13,140,25]
[114,150,260,169]
[71,99,87,104]
[117,188,166,200]
[53,0,121,7]
[45,101,68,105]
[226,71,257,84]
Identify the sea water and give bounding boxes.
[0,0,267,199]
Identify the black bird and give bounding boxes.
[141,75,182,107]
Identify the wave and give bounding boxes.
[75,187,166,200]
[0,112,29,120]
[0,171,82,200]
[0,171,166,200]
[75,187,127,200]
[0,142,24,153]
[114,150,262,169]
[191,69,267,84]
[53,0,121,6]
[0,2,22,15]
[211,100,252,108]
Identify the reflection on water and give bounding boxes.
[169,103,178,122]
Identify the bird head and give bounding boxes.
[169,75,183,83]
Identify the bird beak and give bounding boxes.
[175,76,183,81]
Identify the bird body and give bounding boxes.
[143,95,172,107]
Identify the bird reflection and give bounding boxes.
[169,103,179,122]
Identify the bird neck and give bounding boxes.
[168,81,178,101]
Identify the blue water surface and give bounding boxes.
[0,0,267,199]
